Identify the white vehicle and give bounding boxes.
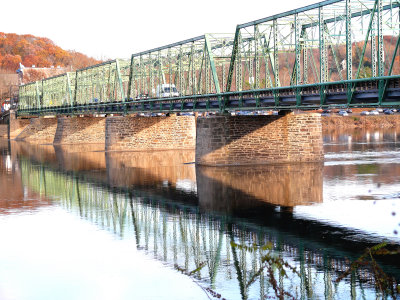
[360,111,370,116]
[338,110,348,116]
[156,84,179,98]
[370,110,379,115]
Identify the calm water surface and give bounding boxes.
[0,128,400,300]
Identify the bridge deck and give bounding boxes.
[18,75,400,116]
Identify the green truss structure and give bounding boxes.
[18,0,400,116]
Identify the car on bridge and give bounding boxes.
[384,109,394,115]
[156,84,179,98]
[135,94,149,100]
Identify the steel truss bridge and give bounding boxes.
[18,0,400,117]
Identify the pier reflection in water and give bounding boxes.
[2,131,400,299]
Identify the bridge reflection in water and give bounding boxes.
[10,142,400,299]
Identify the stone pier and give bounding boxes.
[195,113,323,165]
[53,116,105,144]
[105,115,196,151]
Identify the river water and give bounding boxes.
[0,128,399,300]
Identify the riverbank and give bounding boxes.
[322,114,400,129]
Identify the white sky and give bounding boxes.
[1,0,319,60]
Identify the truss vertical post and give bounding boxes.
[90,68,95,102]
[115,59,125,102]
[36,81,41,109]
[295,14,302,106]
[127,56,134,101]
[178,46,184,95]
[149,53,154,98]
[303,30,308,84]
[101,65,106,102]
[248,42,254,90]
[273,19,280,106]
[236,31,243,92]
[319,7,327,105]
[85,69,90,104]
[346,0,353,104]
[319,8,328,84]
[143,59,148,100]
[222,42,226,92]
[378,0,384,103]
[254,25,260,90]
[377,0,384,77]
[167,49,172,85]
[371,16,377,77]
[189,44,194,95]
[295,14,302,85]
[139,55,143,98]
[157,51,163,87]
[66,73,73,105]
[273,19,280,87]
[73,71,78,107]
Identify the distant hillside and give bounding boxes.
[0,32,102,71]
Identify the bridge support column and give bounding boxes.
[8,110,31,139]
[195,112,323,166]
[15,117,58,143]
[105,115,196,151]
[53,116,106,145]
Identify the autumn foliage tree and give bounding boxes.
[0,32,101,72]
